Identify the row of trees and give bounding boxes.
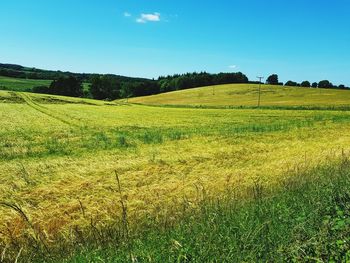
[0,63,149,83]
[266,74,349,89]
[89,75,159,100]
[88,72,249,100]
[31,72,349,99]
[34,72,249,100]
[32,75,161,99]
[158,72,248,93]
[33,76,83,97]
[0,66,88,81]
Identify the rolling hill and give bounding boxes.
[129,83,350,108]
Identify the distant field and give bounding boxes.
[0,76,90,92]
[129,83,350,108]
[0,90,109,105]
[2,89,350,261]
[0,76,52,91]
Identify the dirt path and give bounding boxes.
[19,92,82,127]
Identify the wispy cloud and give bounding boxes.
[136,12,161,23]
[124,12,131,17]
[228,65,237,69]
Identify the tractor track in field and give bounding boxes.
[19,92,82,128]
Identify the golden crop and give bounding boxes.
[129,83,350,107]
[1,87,350,247]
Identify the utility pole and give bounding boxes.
[257,76,264,107]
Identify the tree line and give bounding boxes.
[32,72,250,100]
[33,77,84,97]
[266,74,349,89]
[0,63,149,83]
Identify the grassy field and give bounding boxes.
[0,76,52,92]
[1,89,350,261]
[129,83,350,108]
[0,76,90,92]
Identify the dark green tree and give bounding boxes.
[318,80,333,89]
[285,81,298,87]
[266,74,279,85]
[301,81,311,87]
[89,75,121,100]
[49,76,83,97]
[119,82,133,99]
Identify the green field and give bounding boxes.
[130,83,350,108]
[0,76,90,92]
[0,76,52,92]
[1,88,350,262]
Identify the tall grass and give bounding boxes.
[66,158,350,262]
[2,157,349,262]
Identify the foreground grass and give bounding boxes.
[129,83,350,108]
[9,157,350,262]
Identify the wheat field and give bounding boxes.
[1,88,350,254]
[129,83,350,107]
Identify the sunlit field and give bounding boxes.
[130,83,350,108]
[1,88,350,261]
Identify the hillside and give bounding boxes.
[129,83,350,108]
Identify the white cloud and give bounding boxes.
[228,65,237,69]
[124,12,131,17]
[136,18,146,23]
[136,12,161,23]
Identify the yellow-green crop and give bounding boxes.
[1,88,350,252]
[129,83,350,107]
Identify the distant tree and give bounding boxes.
[89,75,121,100]
[159,79,175,92]
[285,81,299,87]
[89,75,104,99]
[128,81,160,97]
[266,74,279,85]
[157,72,247,93]
[301,81,311,87]
[213,72,248,85]
[120,82,133,99]
[49,76,83,97]
[339,84,346,89]
[318,80,333,89]
[311,82,318,88]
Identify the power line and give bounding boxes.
[257,76,264,107]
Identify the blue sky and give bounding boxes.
[1,0,349,85]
